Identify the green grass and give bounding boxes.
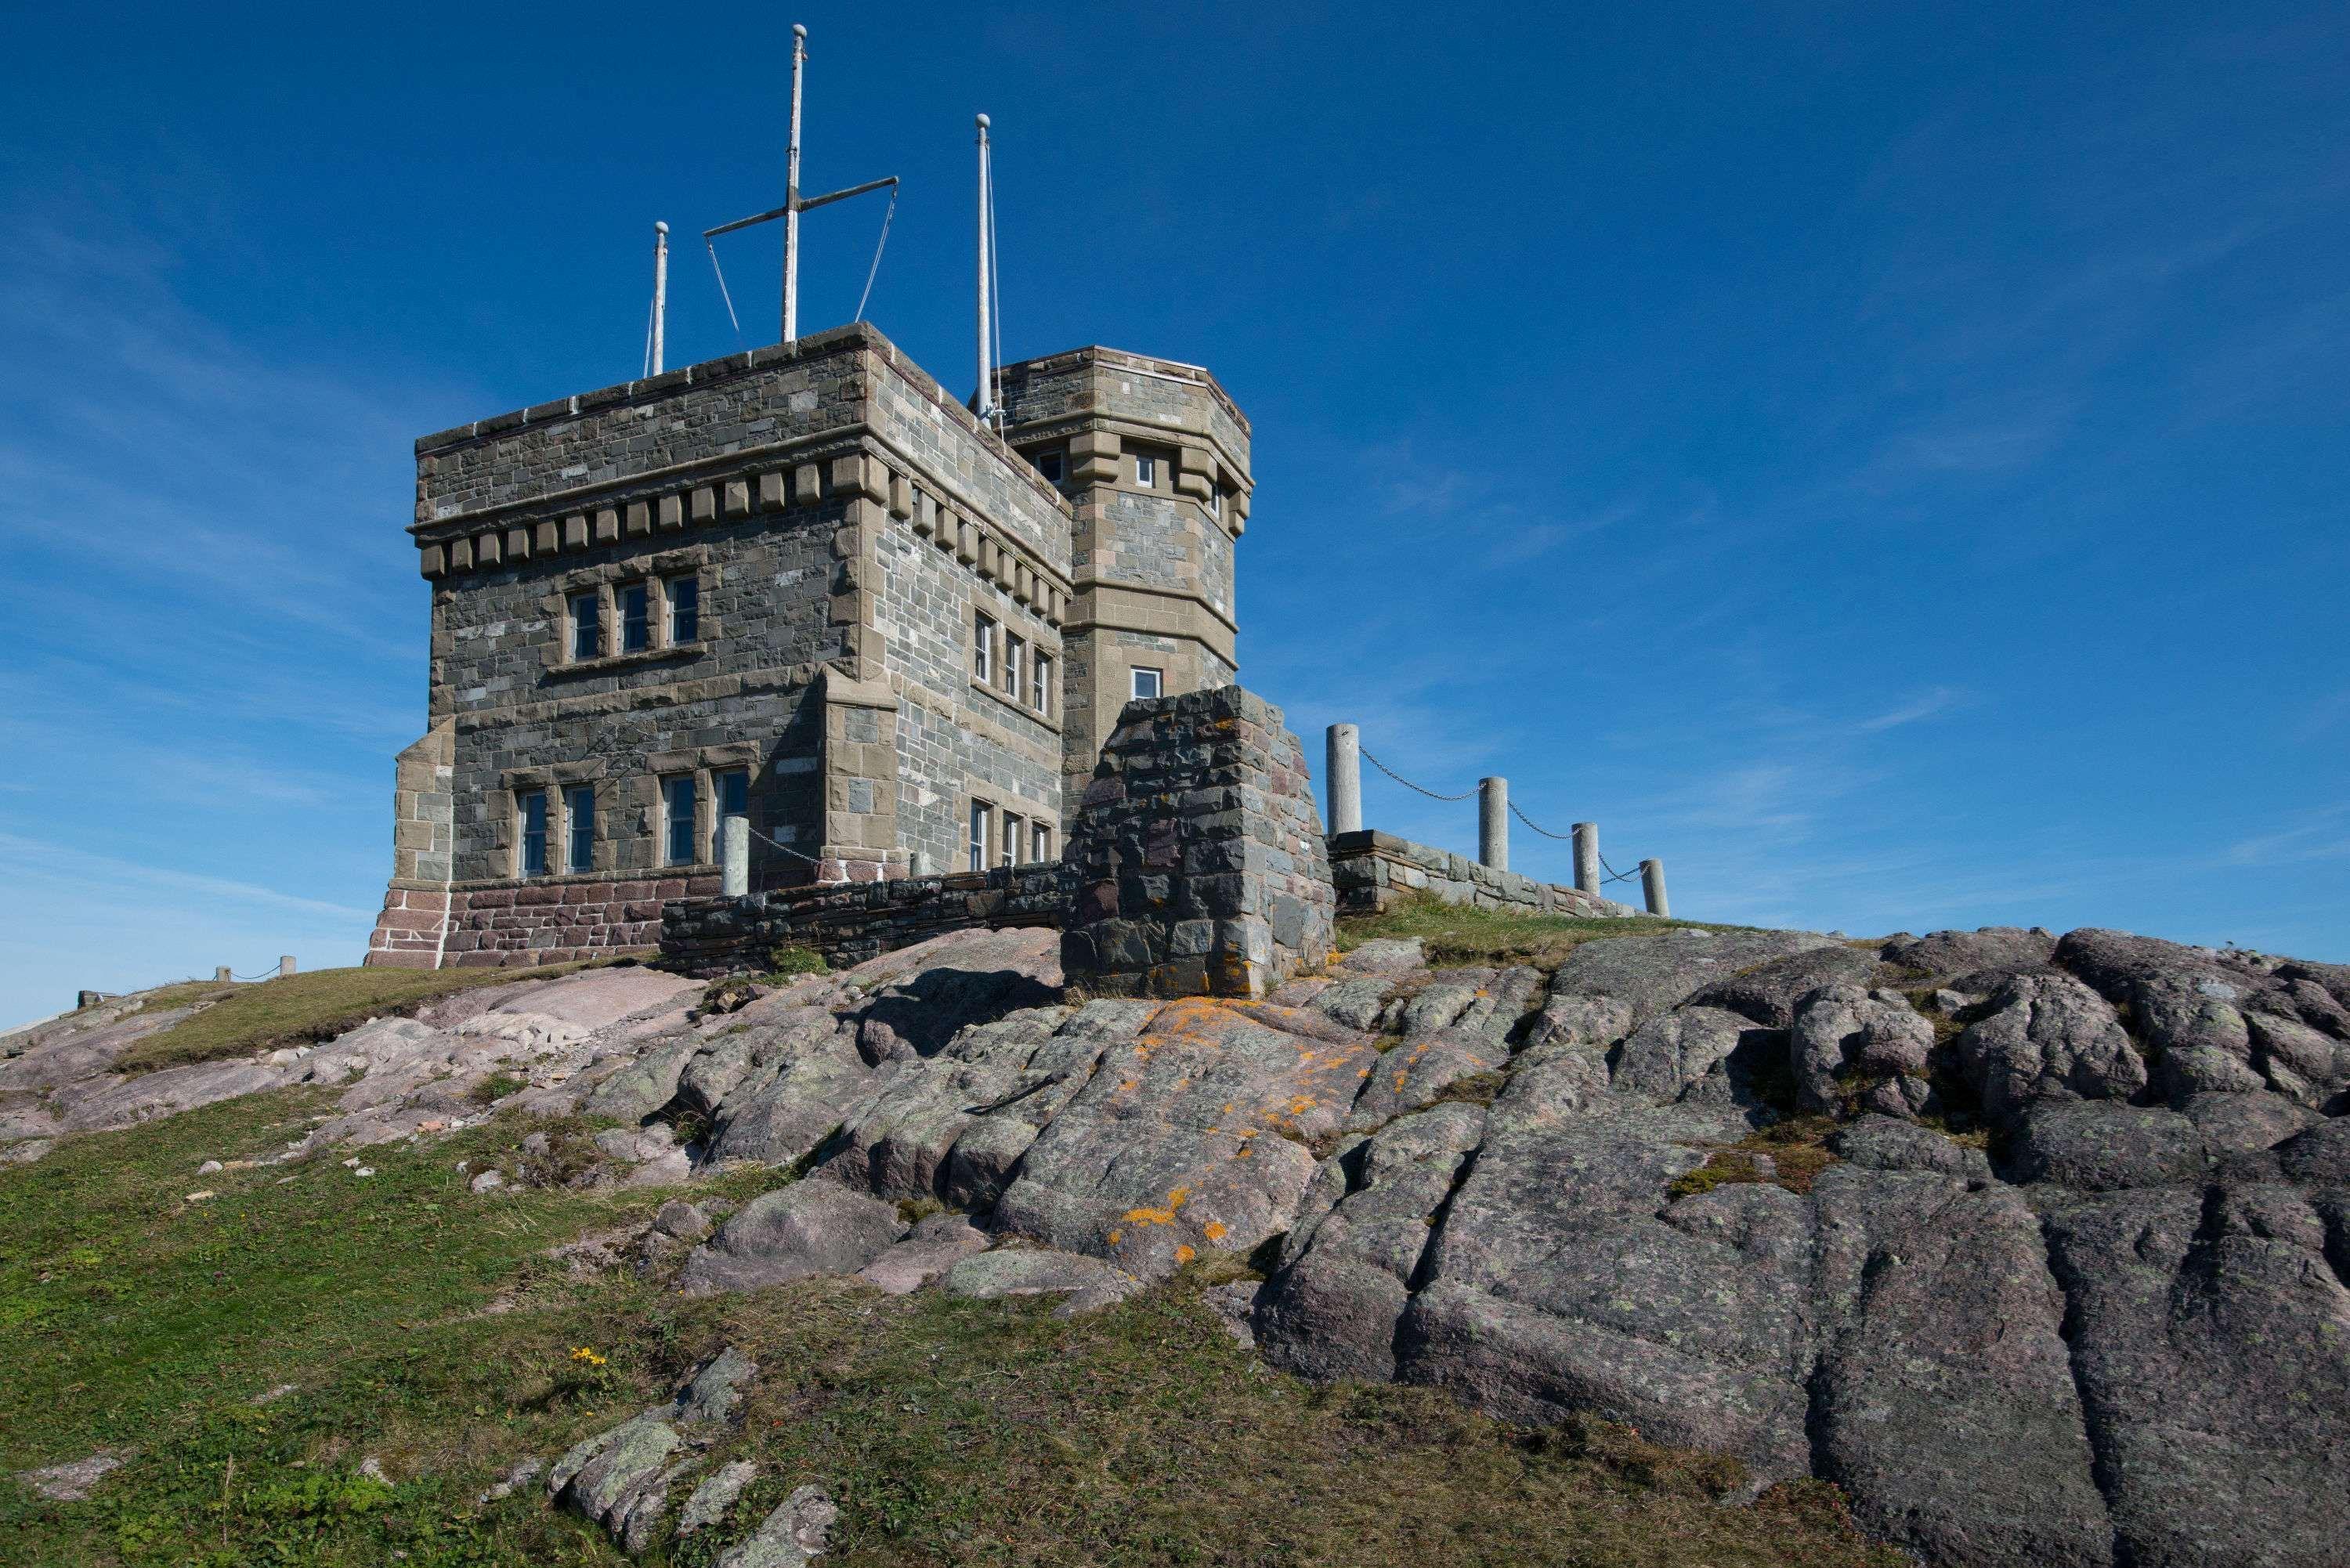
[1665,1117,1842,1201]
[113,963,601,1076]
[0,1088,1902,1568]
[1337,894,1738,972]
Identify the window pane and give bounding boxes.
[519,790,548,877]
[1033,655,1052,713]
[1002,812,1021,867]
[973,614,995,682]
[566,786,595,873]
[667,576,699,643]
[1032,823,1051,862]
[1131,667,1162,700]
[968,801,990,873]
[570,594,600,659]
[665,776,697,866]
[622,583,651,652]
[1003,635,1024,695]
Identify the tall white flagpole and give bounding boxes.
[651,221,669,374]
[783,22,807,345]
[975,113,992,420]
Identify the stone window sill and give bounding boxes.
[551,640,710,677]
[969,676,1060,733]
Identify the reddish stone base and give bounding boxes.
[363,876,723,970]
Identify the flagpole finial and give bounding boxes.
[976,113,989,131]
[792,22,806,41]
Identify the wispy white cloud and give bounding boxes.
[1856,685,1970,732]
[0,832,378,923]
[2220,806,2350,869]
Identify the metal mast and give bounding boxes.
[783,22,806,344]
[975,114,993,422]
[650,221,669,374]
[702,21,898,350]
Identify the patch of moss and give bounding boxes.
[1668,1115,1842,1201]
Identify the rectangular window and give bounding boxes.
[1135,453,1156,487]
[1130,666,1163,701]
[663,775,698,867]
[710,768,749,863]
[973,612,996,685]
[1032,822,1053,863]
[1003,634,1025,696]
[1036,450,1065,483]
[569,593,602,660]
[1032,652,1053,715]
[620,581,652,652]
[1001,812,1022,869]
[518,789,549,878]
[666,574,700,645]
[968,800,992,873]
[565,784,595,873]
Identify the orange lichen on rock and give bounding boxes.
[1122,1187,1191,1227]
[1175,1245,1196,1265]
[1203,1220,1229,1242]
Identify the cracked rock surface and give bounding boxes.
[10,919,2348,1566]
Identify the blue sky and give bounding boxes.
[2,2,2345,1022]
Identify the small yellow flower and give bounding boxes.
[570,1346,608,1367]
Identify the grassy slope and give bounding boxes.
[112,963,593,1075]
[0,925,1902,1568]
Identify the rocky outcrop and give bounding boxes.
[11,916,2348,1567]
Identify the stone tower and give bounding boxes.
[997,349,1253,803]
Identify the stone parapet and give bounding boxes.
[659,865,1068,975]
[1061,685,1332,999]
[1325,829,1638,919]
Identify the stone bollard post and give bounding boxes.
[277,956,296,978]
[1478,777,1508,872]
[1572,822,1600,897]
[214,966,233,984]
[722,814,750,897]
[1325,723,1361,835]
[1640,858,1669,918]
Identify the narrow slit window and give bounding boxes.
[620,582,652,652]
[564,785,595,873]
[663,775,698,867]
[710,768,749,863]
[1001,811,1022,869]
[1036,450,1065,483]
[1031,822,1053,864]
[973,612,996,685]
[1135,453,1156,487]
[1003,634,1025,697]
[666,575,700,645]
[1032,652,1053,715]
[518,789,549,878]
[569,593,602,660]
[968,800,992,873]
[1130,666,1163,701]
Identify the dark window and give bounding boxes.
[569,594,602,659]
[1130,667,1163,701]
[621,582,652,652]
[667,575,700,644]
[565,785,595,873]
[519,790,549,877]
[663,775,697,866]
[1036,450,1065,483]
[710,768,749,862]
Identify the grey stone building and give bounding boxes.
[366,324,1253,967]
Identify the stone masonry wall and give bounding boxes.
[363,721,455,968]
[660,864,1068,974]
[1062,686,1332,999]
[1326,829,1638,919]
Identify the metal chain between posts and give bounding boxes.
[1507,800,1574,840]
[746,823,825,864]
[1358,747,1478,801]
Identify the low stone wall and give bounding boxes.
[660,864,1068,975]
[1326,829,1637,919]
[369,876,715,970]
